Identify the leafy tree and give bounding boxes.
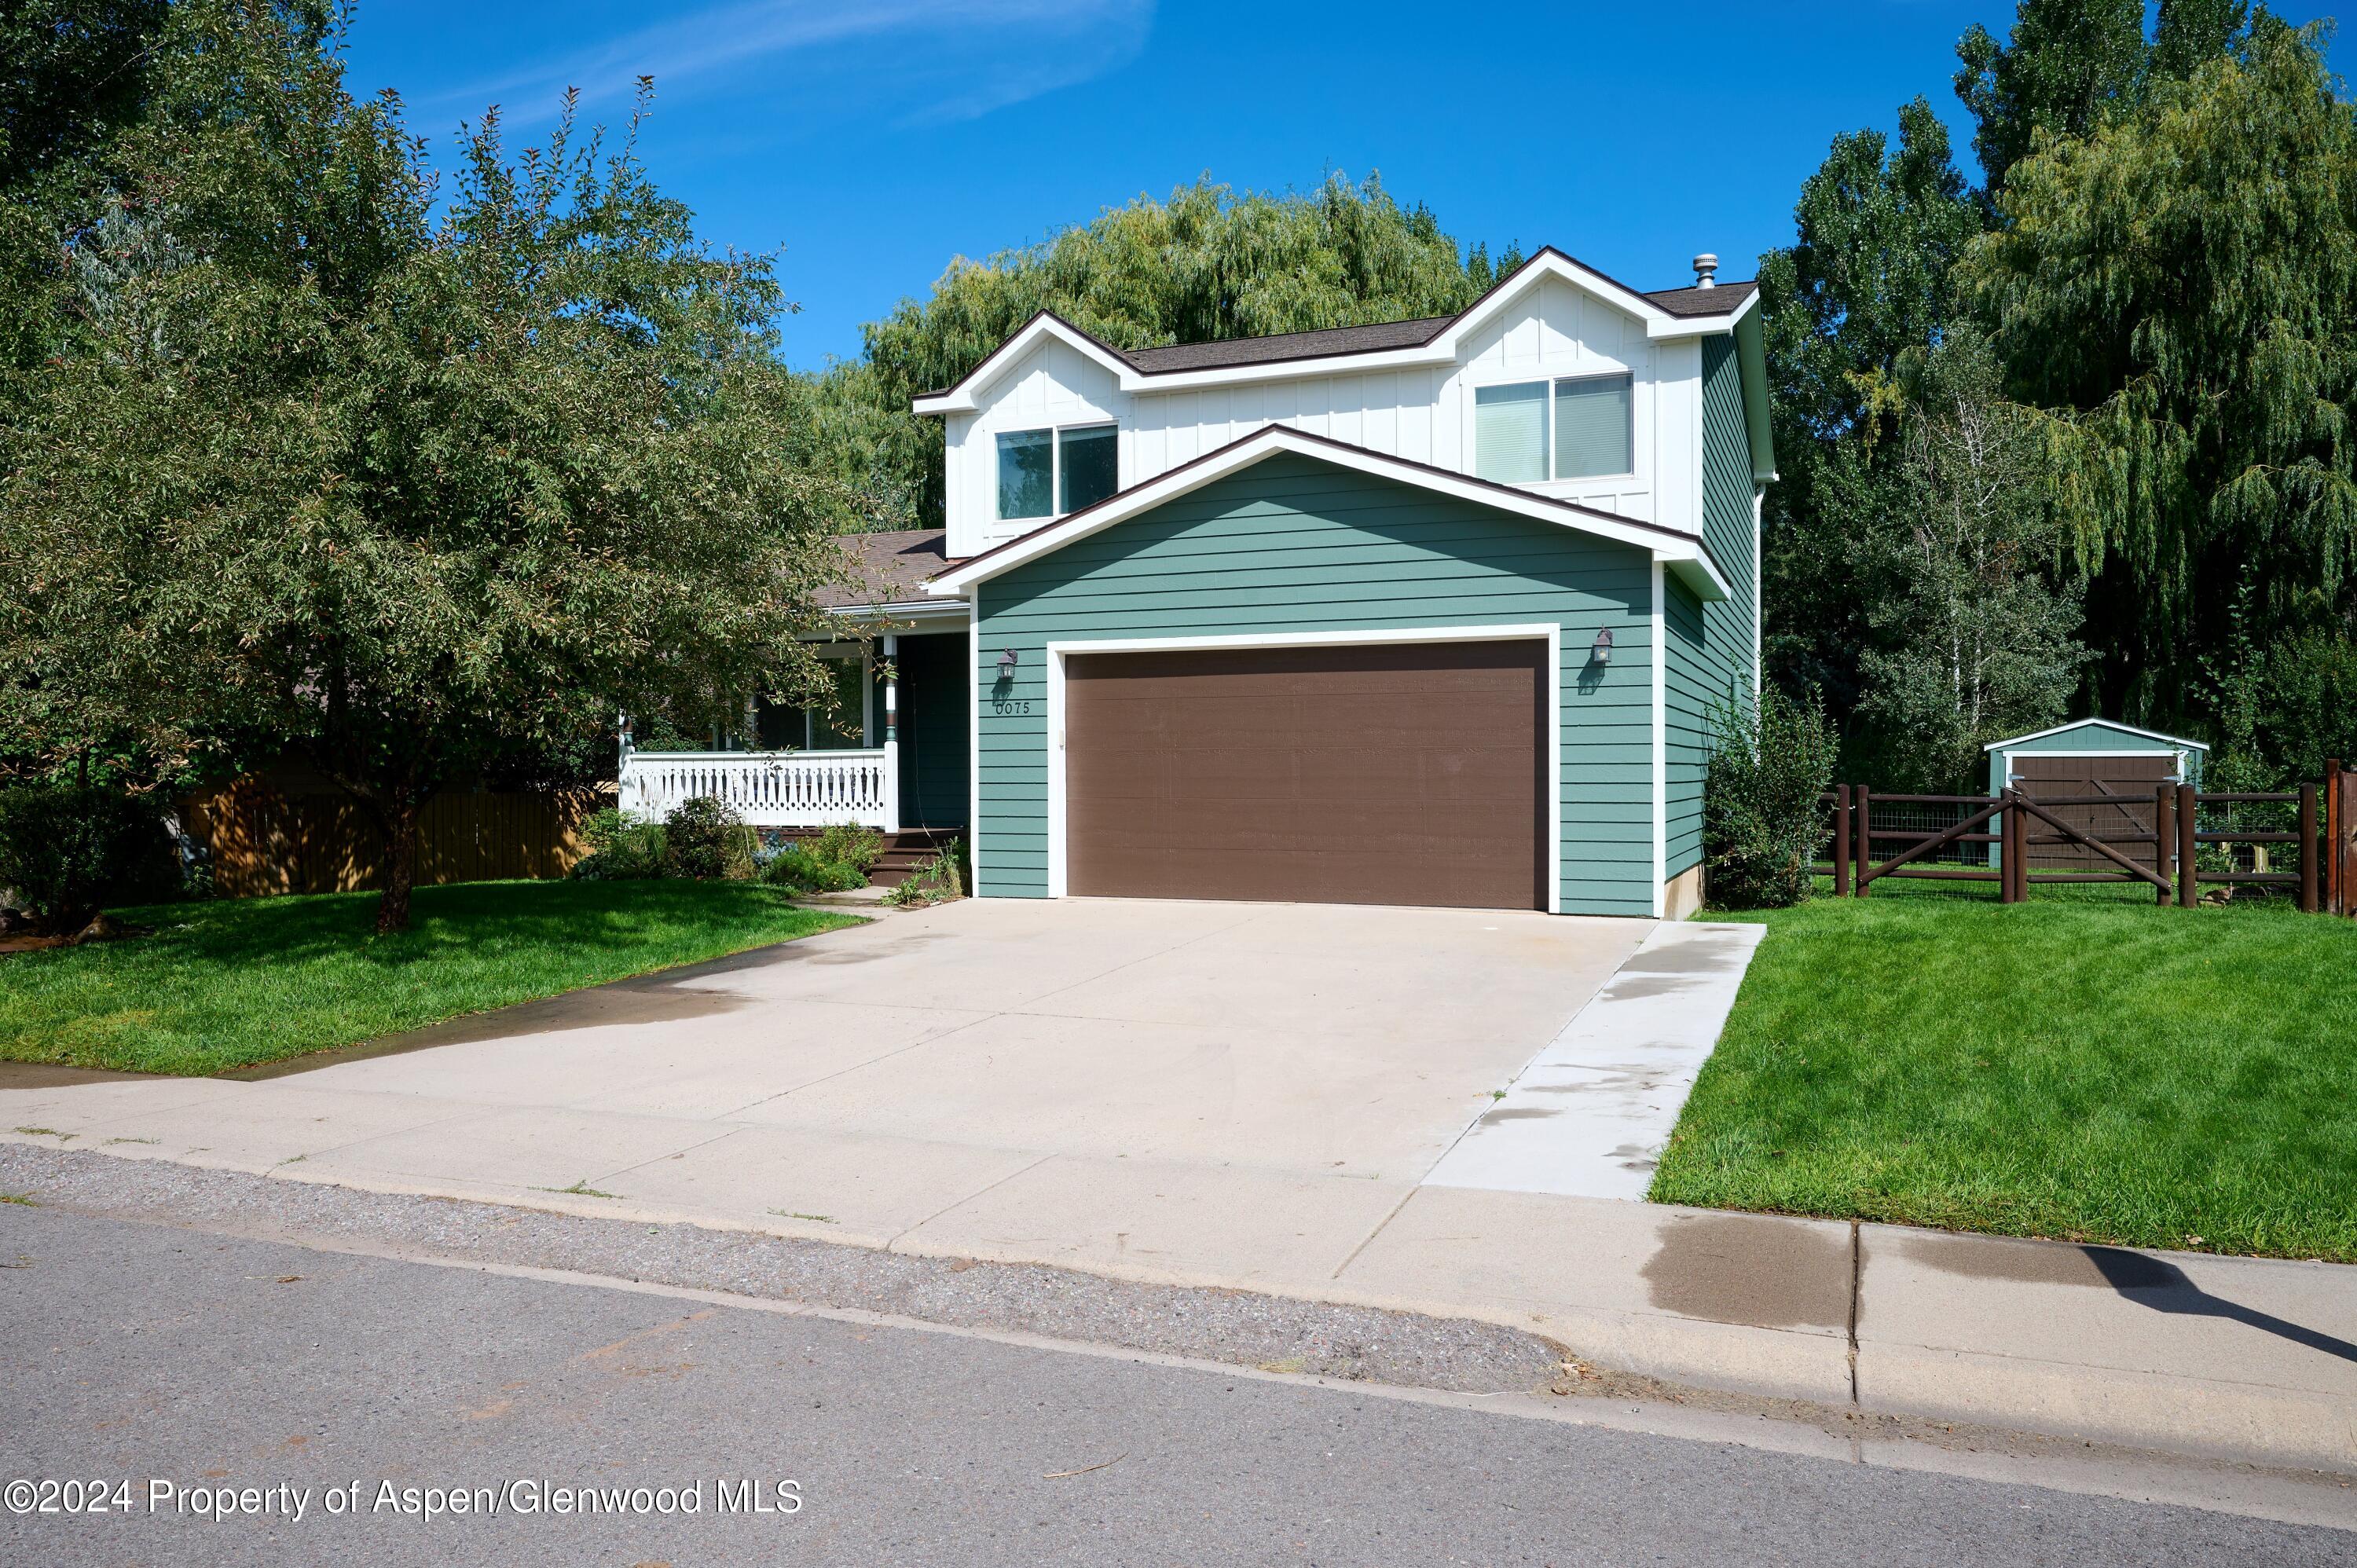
[1957,18,2357,724]
[0,2,850,932]
[1853,330,2088,789]
[1955,0,2248,195]
[1754,100,1981,724]
[850,174,1493,525]
[1954,0,2152,194]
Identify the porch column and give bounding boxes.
[882,634,901,833]
[616,711,639,818]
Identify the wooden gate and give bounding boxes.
[1822,777,2337,912]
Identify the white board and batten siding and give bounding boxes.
[940,277,1705,560]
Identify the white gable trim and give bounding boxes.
[1981,720,2211,753]
[923,425,1732,602]
[912,313,1135,415]
[911,251,1755,413]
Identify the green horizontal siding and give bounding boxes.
[1663,335,1762,884]
[971,449,1660,916]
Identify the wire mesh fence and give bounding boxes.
[1805,779,2344,910]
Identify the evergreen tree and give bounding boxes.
[1753,100,1982,735]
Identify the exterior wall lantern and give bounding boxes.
[1590,628,1614,665]
[995,648,1019,679]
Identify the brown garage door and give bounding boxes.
[1064,641,1546,910]
[2013,753,2176,872]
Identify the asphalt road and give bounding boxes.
[1,1204,2345,1567]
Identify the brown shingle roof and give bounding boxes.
[819,529,960,607]
[1119,316,1456,374]
[1640,280,1758,317]
[918,253,1759,400]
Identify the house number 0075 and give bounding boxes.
[992,698,1033,716]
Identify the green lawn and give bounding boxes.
[1651,880,2357,1262]
[0,881,859,1076]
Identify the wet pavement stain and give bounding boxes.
[1610,941,1747,977]
[1640,1213,1852,1330]
[1594,975,1699,1002]
[1476,1107,1562,1126]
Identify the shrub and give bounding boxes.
[759,844,863,893]
[568,808,667,881]
[662,797,756,880]
[810,822,885,875]
[884,837,968,907]
[0,783,181,932]
[1703,688,1835,910]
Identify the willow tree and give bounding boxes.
[848,174,1491,526]
[1958,18,2357,721]
[0,2,848,932]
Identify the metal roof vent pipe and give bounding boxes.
[1692,252,1718,289]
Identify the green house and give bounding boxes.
[622,250,1774,919]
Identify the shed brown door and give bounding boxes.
[2013,753,2176,872]
[1063,641,1546,910]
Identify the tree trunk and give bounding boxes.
[375,797,421,935]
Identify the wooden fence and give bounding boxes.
[1817,760,2355,914]
[181,779,613,899]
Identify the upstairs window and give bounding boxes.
[1473,373,1633,483]
[997,423,1118,520]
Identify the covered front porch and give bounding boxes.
[618,533,972,833]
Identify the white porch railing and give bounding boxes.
[618,747,898,830]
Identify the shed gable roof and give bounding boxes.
[1981,718,2211,752]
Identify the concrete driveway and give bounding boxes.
[4,899,1644,1283]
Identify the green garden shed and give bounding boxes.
[1985,719,2208,800]
[1983,720,2209,875]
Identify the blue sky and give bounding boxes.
[339,2,2348,369]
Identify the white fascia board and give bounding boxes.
[911,313,1135,416]
[924,426,1729,602]
[1981,720,2211,753]
[827,599,971,625]
[911,251,1703,409]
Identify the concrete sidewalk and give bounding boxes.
[3,901,2353,1476]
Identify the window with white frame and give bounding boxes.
[996,423,1118,520]
[1473,373,1633,483]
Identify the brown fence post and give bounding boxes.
[2177,782,2200,908]
[2301,782,2320,914]
[2000,791,2022,903]
[2330,760,2347,916]
[1833,786,1853,897]
[1853,786,1871,897]
[2335,761,2356,918]
[2154,782,2176,908]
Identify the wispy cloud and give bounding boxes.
[424,0,1153,128]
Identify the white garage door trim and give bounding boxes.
[1043,624,1564,912]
